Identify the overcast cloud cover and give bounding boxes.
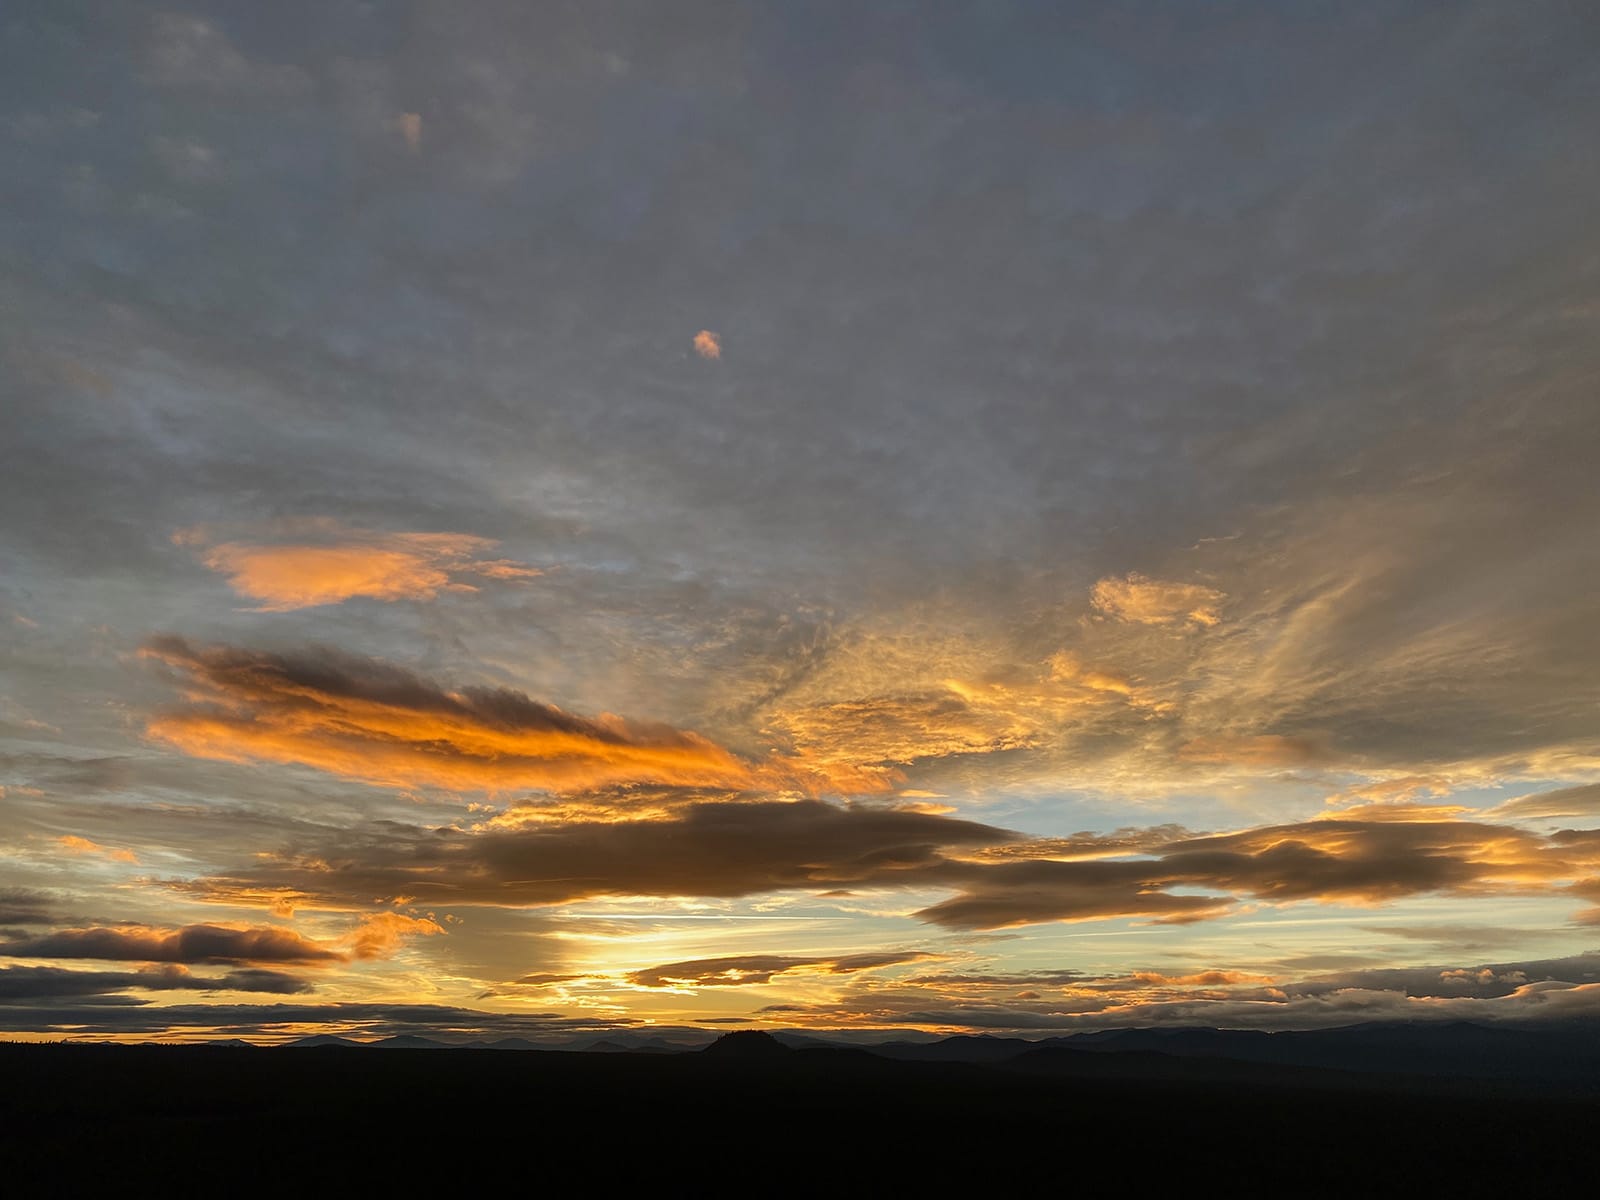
[3,0,1599,1042]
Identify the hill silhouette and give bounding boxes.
[700,1029,791,1058]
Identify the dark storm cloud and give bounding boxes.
[0,963,311,1002]
[0,924,342,964]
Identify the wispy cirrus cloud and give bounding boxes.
[1091,572,1225,627]
[175,519,539,611]
[55,834,138,865]
[1487,783,1600,823]
[757,632,1159,777]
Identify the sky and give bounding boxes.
[3,0,1600,1045]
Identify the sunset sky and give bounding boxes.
[4,1,1600,1044]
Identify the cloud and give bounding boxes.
[0,964,312,1002]
[0,1000,639,1039]
[397,112,422,152]
[753,952,1600,1035]
[628,950,935,988]
[344,913,444,960]
[141,637,757,795]
[167,797,1600,937]
[0,924,343,965]
[693,330,721,359]
[916,814,1598,929]
[965,826,1191,863]
[175,798,1012,912]
[176,520,539,610]
[1091,573,1225,627]
[143,13,311,97]
[55,835,138,865]
[1488,783,1600,823]
[0,889,54,926]
[1178,734,1327,768]
[1357,923,1545,953]
[914,859,1234,930]
[761,642,1156,774]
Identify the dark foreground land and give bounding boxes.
[3,1035,1595,1195]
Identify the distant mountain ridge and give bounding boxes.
[265,1019,1600,1089]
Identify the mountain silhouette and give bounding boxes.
[700,1030,791,1058]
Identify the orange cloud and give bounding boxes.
[343,912,444,960]
[56,835,138,865]
[176,520,539,610]
[142,637,758,795]
[764,656,1149,773]
[1179,734,1327,767]
[693,329,721,359]
[1091,572,1225,626]
[396,111,421,151]
[627,951,935,988]
[1126,970,1276,987]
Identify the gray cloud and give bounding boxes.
[174,806,1600,934]
[0,924,343,964]
[0,963,312,1002]
[1490,784,1600,824]
[758,952,1600,1034]
[178,798,1012,909]
[916,816,1583,929]
[0,888,53,926]
[0,999,627,1039]
[1280,954,1600,1001]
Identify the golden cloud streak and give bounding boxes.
[141,637,885,797]
[56,835,138,865]
[1092,571,1225,627]
[176,520,539,610]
